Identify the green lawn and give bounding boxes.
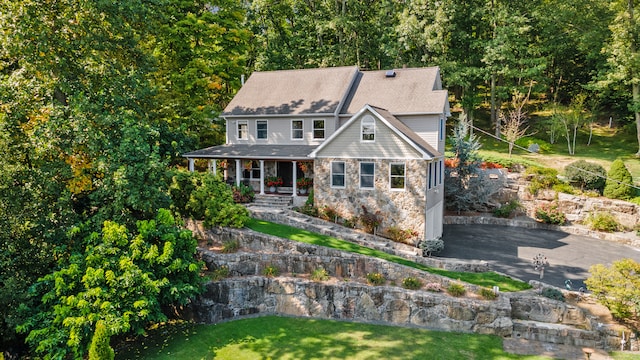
[246,218,531,292]
[115,316,551,360]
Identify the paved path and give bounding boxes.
[440,224,640,290]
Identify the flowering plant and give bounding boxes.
[265,176,283,187]
[296,177,313,189]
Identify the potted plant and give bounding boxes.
[265,176,283,192]
[296,177,313,194]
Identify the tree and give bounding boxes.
[556,94,589,155]
[604,159,636,199]
[565,160,607,193]
[19,209,203,359]
[88,321,114,360]
[585,258,640,320]
[500,86,533,157]
[445,117,504,212]
[597,0,640,156]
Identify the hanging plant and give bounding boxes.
[298,161,312,173]
[244,160,253,170]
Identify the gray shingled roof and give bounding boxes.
[342,67,448,115]
[223,66,359,116]
[183,144,317,160]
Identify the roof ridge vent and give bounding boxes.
[385,70,396,78]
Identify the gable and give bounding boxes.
[310,107,434,160]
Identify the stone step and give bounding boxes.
[252,195,293,208]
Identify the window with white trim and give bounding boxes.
[438,160,443,185]
[439,117,445,141]
[427,162,434,189]
[291,120,303,140]
[360,162,375,189]
[313,119,325,139]
[331,161,345,188]
[361,115,375,142]
[389,163,405,190]
[257,120,268,140]
[237,120,248,140]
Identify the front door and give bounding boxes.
[278,162,293,187]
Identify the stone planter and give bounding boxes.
[269,186,276,193]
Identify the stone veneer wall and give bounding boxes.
[314,158,427,241]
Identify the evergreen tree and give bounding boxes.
[445,118,504,212]
[604,159,635,200]
[88,321,115,360]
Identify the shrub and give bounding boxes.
[296,204,318,217]
[425,282,442,292]
[232,183,255,203]
[564,160,606,193]
[311,267,330,282]
[320,205,340,223]
[402,277,423,290]
[213,204,250,228]
[305,188,314,206]
[359,205,382,234]
[221,239,240,253]
[366,272,385,286]
[552,182,575,195]
[603,159,635,200]
[262,264,279,277]
[515,136,553,153]
[492,200,521,218]
[534,202,566,225]
[418,238,445,257]
[447,282,466,297]
[342,216,358,229]
[630,197,640,206]
[386,226,419,244]
[479,287,498,300]
[541,287,565,302]
[525,166,559,195]
[586,259,640,320]
[211,265,230,281]
[584,212,620,232]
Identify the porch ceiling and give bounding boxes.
[182,144,317,160]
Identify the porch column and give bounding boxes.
[292,160,297,196]
[209,160,217,176]
[188,158,194,172]
[235,159,241,186]
[258,160,265,195]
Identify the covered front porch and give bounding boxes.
[183,144,316,203]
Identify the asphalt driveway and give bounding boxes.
[440,224,640,290]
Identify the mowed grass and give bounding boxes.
[115,316,551,360]
[246,218,531,292]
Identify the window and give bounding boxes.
[313,119,325,139]
[257,120,268,140]
[390,163,405,190]
[428,162,434,189]
[438,160,443,185]
[237,120,248,140]
[439,117,445,141]
[360,162,375,189]
[361,115,375,142]
[291,120,303,140]
[251,162,261,180]
[331,161,345,188]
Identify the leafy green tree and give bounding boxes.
[585,258,640,320]
[151,0,251,150]
[88,321,114,360]
[604,159,635,199]
[19,209,203,359]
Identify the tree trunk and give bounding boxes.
[628,0,640,156]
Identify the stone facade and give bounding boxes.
[314,158,428,241]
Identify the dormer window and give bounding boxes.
[361,115,375,142]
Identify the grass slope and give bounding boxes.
[246,218,530,292]
[116,316,551,360]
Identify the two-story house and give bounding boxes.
[183,66,450,241]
